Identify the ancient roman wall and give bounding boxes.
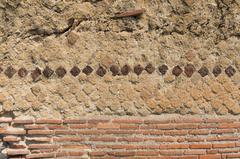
[0,0,239,158]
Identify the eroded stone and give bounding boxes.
[134,64,144,75]
[96,66,106,77]
[70,66,81,77]
[158,65,168,75]
[225,66,236,77]
[18,67,28,77]
[0,67,3,74]
[43,66,54,78]
[82,65,93,75]
[198,66,209,77]
[4,66,16,78]
[172,65,183,77]
[56,67,67,78]
[184,64,195,77]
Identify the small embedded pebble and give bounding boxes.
[184,64,195,77]
[4,66,16,78]
[172,65,183,77]
[18,68,28,77]
[158,64,168,75]
[212,66,222,77]
[225,66,236,77]
[145,63,155,74]
[96,66,106,77]
[31,67,41,81]
[70,66,80,77]
[56,66,67,78]
[110,65,119,76]
[121,64,131,75]
[82,65,93,75]
[43,66,54,78]
[198,66,209,77]
[134,64,144,75]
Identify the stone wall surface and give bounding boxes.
[0,0,239,118]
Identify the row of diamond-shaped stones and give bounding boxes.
[0,64,237,81]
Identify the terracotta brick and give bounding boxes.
[69,123,96,129]
[28,144,59,149]
[26,137,51,142]
[2,128,26,135]
[212,143,236,148]
[164,130,188,136]
[205,118,236,123]
[53,137,84,142]
[226,153,240,158]
[211,129,236,134]
[24,124,46,129]
[190,144,212,149]
[118,137,143,142]
[159,144,189,149]
[112,118,143,124]
[36,119,62,124]
[184,150,206,155]
[3,136,21,142]
[135,151,159,156]
[108,151,135,157]
[218,122,240,129]
[144,119,172,124]
[120,124,139,129]
[0,117,12,123]
[26,153,55,159]
[159,150,184,156]
[7,149,29,156]
[63,119,86,124]
[199,154,222,159]
[88,118,110,124]
[97,123,120,129]
[13,119,34,124]
[28,130,54,135]
[89,137,116,142]
[189,129,209,135]
[55,130,77,135]
[175,123,199,129]
[89,151,107,157]
[68,151,84,156]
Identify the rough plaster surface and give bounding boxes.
[0,0,239,118]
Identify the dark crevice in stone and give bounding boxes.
[225,65,236,77]
[82,65,93,75]
[134,64,144,75]
[31,67,42,82]
[121,64,131,76]
[43,66,54,78]
[96,66,106,77]
[110,65,120,76]
[184,64,195,77]
[18,68,28,77]
[70,66,81,77]
[158,65,168,75]
[212,65,222,77]
[4,66,16,78]
[55,66,67,78]
[198,66,209,77]
[145,63,155,74]
[172,65,183,77]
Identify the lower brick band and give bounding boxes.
[0,115,240,159]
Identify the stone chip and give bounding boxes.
[212,66,222,77]
[134,64,144,75]
[31,67,42,82]
[110,65,120,76]
[56,66,67,78]
[225,66,236,77]
[82,65,93,75]
[145,63,155,74]
[121,64,131,75]
[172,65,183,77]
[43,66,54,78]
[70,66,81,77]
[18,68,28,77]
[198,66,209,77]
[158,65,168,75]
[96,66,106,77]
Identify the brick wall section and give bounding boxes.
[0,115,240,159]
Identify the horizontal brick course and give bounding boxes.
[0,115,240,159]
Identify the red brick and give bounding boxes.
[28,144,59,149]
[63,119,86,124]
[88,118,110,124]
[3,136,21,142]
[108,151,135,157]
[28,130,54,135]
[97,123,120,129]
[1,127,26,135]
[159,144,189,149]
[61,145,91,150]
[26,153,55,159]
[142,130,164,135]
[199,154,222,159]
[13,119,34,124]
[89,151,107,157]
[10,143,26,149]
[207,136,238,141]
[164,130,188,136]
[218,122,240,129]
[36,119,62,124]
[144,119,172,124]
[7,149,29,156]
[211,129,236,134]
[112,118,143,124]
[184,150,206,155]
[120,124,139,129]
[175,123,199,129]
[24,124,46,129]
[118,137,143,142]
[135,151,159,156]
[0,117,12,123]
[205,118,236,123]
[190,144,212,149]
[78,130,106,135]
[53,137,84,142]
[159,150,184,156]
[55,130,77,135]
[189,129,209,135]
[226,153,240,158]
[69,123,96,129]
[213,143,236,148]
[69,151,84,156]
[47,125,66,129]
[105,130,138,134]
[174,117,204,123]
[219,148,240,153]
[146,137,176,142]
[26,137,51,142]
[89,137,116,142]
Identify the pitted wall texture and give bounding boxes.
[0,0,240,118]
